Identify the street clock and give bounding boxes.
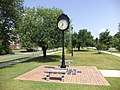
[57,13,70,31]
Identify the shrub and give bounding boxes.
[96,44,107,53]
[116,45,120,52]
[0,49,6,55]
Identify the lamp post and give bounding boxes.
[57,13,70,68]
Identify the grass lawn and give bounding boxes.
[66,50,120,70]
[0,49,26,57]
[0,50,120,90]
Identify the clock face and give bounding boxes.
[58,20,68,30]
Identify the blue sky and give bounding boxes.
[24,0,120,38]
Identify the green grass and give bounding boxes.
[0,50,120,90]
[12,49,25,54]
[0,49,25,57]
[66,50,120,70]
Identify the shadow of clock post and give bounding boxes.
[57,13,70,68]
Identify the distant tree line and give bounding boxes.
[95,24,120,52]
[72,29,94,51]
[72,23,120,52]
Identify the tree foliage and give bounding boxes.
[18,7,63,57]
[94,38,99,46]
[113,23,120,51]
[71,29,94,51]
[65,27,72,53]
[96,43,107,53]
[99,29,112,50]
[72,32,78,48]
[16,7,37,50]
[77,29,94,51]
[118,23,120,32]
[0,0,23,54]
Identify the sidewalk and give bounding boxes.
[99,51,120,57]
[98,51,120,77]
[0,50,61,68]
[0,48,62,61]
[99,70,120,77]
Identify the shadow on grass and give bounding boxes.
[0,64,14,69]
[23,55,61,63]
[93,52,107,55]
[0,55,61,69]
[93,51,101,54]
[73,50,89,52]
[0,57,30,64]
[0,57,31,69]
[20,50,37,53]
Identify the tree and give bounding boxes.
[0,40,6,54]
[96,43,107,53]
[113,23,120,51]
[18,7,63,57]
[0,0,23,54]
[72,32,78,48]
[99,29,112,50]
[118,23,120,32]
[16,7,38,51]
[94,38,99,46]
[77,29,94,51]
[65,27,72,53]
[36,7,63,57]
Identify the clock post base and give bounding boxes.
[60,65,66,68]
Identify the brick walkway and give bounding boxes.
[15,65,110,86]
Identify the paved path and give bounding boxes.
[0,50,61,68]
[98,51,120,77]
[0,52,41,61]
[0,48,61,61]
[99,70,120,77]
[99,51,120,57]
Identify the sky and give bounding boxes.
[24,0,120,38]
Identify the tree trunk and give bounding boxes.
[42,46,47,58]
[2,40,11,54]
[78,46,80,51]
[43,49,46,57]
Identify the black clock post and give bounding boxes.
[57,13,70,68]
[61,30,65,68]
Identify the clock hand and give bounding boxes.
[62,22,63,27]
[60,22,63,28]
